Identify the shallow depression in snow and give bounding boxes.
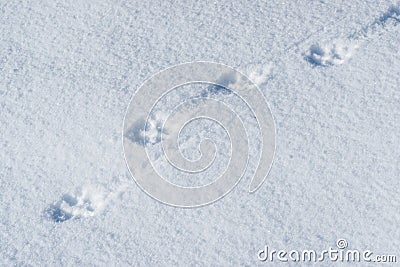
[305,41,358,67]
[45,187,104,222]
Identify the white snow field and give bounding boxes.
[1,0,400,265]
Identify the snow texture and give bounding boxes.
[1,0,400,266]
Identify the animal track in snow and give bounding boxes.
[46,188,104,222]
[351,2,400,39]
[46,180,129,222]
[125,111,169,146]
[304,2,399,67]
[245,64,272,86]
[305,41,358,67]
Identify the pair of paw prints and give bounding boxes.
[305,41,358,67]
[45,187,104,222]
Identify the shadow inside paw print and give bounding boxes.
[46,204,73,223]
[45,194,76,223]
[45,191,98,223]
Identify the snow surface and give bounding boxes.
[1,0,400,265]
